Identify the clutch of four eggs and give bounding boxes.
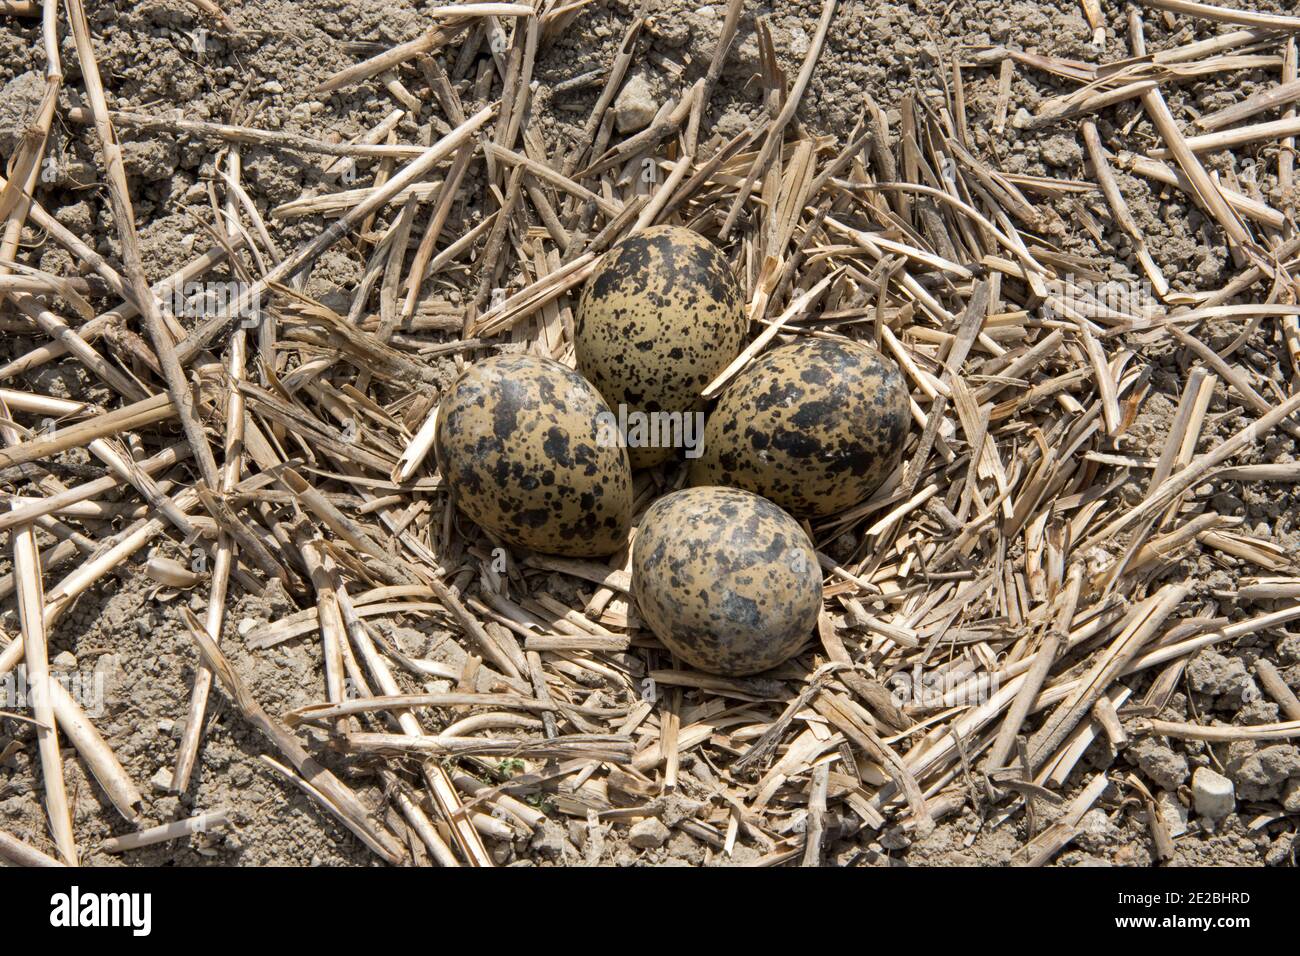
[434,226,909,675]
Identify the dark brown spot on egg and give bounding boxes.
[689,339,910,517]
[435,353,633,557]
[632,486,822,676]
[576,225,746,470]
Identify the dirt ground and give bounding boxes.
[2,0,1299,867]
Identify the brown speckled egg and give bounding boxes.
[434,353,633,557]
[576,225,746,469]
[689,338,909,517]
[632,486,822,676]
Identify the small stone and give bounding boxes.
[1130,737,1189,791]
[786,25,810,57]
[879,825,911,850]
[151,767,175,793]
[51,651,77,671]
[614,73,659,133]
[237,618,257,636]
[567,820,586,847]
[1156,790,1189,838]
[1040,134,1082,169]
[1080,808,1109,836]
[1188,650,1257,704]
[529,820,569,860]
[1236,745,1300,787]
[628,816,670,849]
[659,793,703,827]
[1278,633,1300,664]
[121,139,178,182]
[647,14,691,48]
[1265,832,1296,867]
[1192,767,1235,820]
[53,201,93,235]
[92,653,121,699]
[1227,743,1300,800]
[1282,777,1300,814]
[0,71,45,154]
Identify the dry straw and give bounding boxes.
[2,0,1299,867]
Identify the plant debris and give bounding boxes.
[2,0,1300,868]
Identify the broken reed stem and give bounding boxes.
[2,403,77,865]
[1088,389,1300,546]
[0,828,65,867]
[0,3,58,276]
[64,106,430,158]
[64,0,220,489]
[1255,659,1300,721]
[1080,121,1169,298]
[333,585,463,867]
[1029,583,1189,769]
[1134,718,1300,741]
[1194,76,1300,132]
[173,330,246,794]
[100,809,231,853]
[1282,39,1297,197]
[986,566,1082,771]
[315,6,534,94]
[0,240,241,383]
[1136,0,1300,32]
[719,0,838,239]
[1157,115,1300,156]
[343,731,635,762]
[0,630,145,823]
[296,534,350,735]
[287,691,562,725]
[176,104,497,366]
[178,608,406,865]
[1137,87,1255,253]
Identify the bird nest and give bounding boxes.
[2,0,1300,868]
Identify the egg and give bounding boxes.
[434,353,633,557]
[689,338,909,517]
[576,225,746,468]
[632,486,822,676]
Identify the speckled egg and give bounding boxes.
[434,353,633,557]
[689,338,909,517]
[576,225,746,469]
[632,486,823,676]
